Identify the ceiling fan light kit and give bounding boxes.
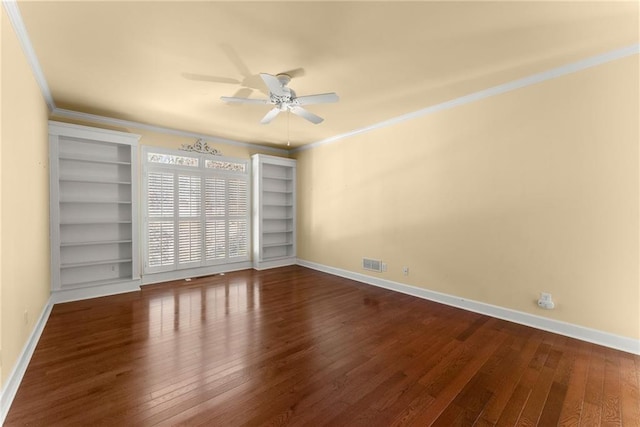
[221,72,339,125]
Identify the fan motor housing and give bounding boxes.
[276,74,291,86]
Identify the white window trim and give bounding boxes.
[141,146,250,276]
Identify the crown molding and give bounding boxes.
[52,108,289,155]
[2,0,56,111]
[292,43,640,154]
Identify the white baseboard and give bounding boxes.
[0,296,54,425]
[297,259,640,355]
[253,257,297,271]
[51,279,141,304]
[141,262,253,286]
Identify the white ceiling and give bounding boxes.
[15,1,639,149]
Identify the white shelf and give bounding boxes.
[263,175,293,181]
[61,258,132,269]
[61,220,132,225]
[252,154,296,269]
[263,188,290,193]
[60,154,131,165]
[60,200,131,204]
[59,177,132,185]
[263,242,293,248]
[61,239,132,247]
[59,276,134,289]
[50,121,140,296]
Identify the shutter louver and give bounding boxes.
[205,178,225,216]
[205,220,226,260]
[178,221,202,264]
[229,219,248,258]
[178,175,201,217]
[228,179,249,258]
[148,221,175,267]
[178,175,202,265]
[228,179,248,217]
[147,172,175,268]
[205,178,226,260]
[148,172,174,217]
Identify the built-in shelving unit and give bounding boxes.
[252,154,296,270]
[49,121,141,302]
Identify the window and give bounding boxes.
[143,148,249,274]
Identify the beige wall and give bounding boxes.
[1,9,51,385]
[295,55,639,340]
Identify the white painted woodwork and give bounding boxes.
[140,146,251,281]
[252,154,296,270]
[49,121,141,301]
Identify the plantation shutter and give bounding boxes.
[147,171,175,270]
[228,179,249,258]
[143,149,250,275]
[205,177,226,261]
[178,174,202,265]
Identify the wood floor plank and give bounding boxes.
[495,384,532,426]
[4,266,640,426]
[582,345,607,425]
[411,327,509,424]
[478,330,544,424]
[537,380,568,426]
[516,342,563,426]
[602,350,623,426]
[557,340,591,426]
[620,354,640,425]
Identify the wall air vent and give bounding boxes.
[362,257,383,272]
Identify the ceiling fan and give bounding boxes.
[221,73,339,124]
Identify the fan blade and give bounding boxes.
[295,93,339,106]
[260,73,287,97]
[290,106,324,124]
[221,96,268,104]
[261,107,281,124]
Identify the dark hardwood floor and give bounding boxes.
[5,266,640,426]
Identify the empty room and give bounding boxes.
[1,1,639,425]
